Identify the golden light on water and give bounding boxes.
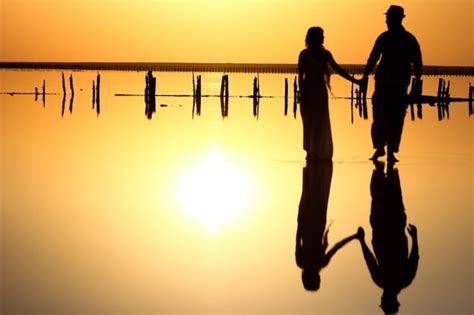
[173,147,258,233]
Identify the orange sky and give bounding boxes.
[1,0,472,65]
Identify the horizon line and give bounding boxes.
[1,62,473,76]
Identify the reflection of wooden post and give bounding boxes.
[284,78,288,116]
[469,84,473,116]
[350,76,354,124]
[437,79,443,120]
[293,76,298,118]
[224,75,229,103]
[220,74,225,99]
[61,92,66,117]
[92,81,95,108]
[445,80,450,119]
[69,74,74,97]
[196,75,201,116]
[145,71,157,119]
[62,72,66,95]
[42,80,46,106]
[96,73,101,115]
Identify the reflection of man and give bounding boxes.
[357,162,419,314]
[362,5,423,163]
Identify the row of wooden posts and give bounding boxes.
[144,71,301,119]
[144,71,474,121]
[34,72,101,116]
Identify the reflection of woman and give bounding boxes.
[298,27,361,160]
[357,162,419,314]
[296,161,358,291]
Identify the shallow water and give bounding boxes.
[1,70,473,314]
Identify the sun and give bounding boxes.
[173,147,257,233]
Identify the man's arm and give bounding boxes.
[363,36,382,77]
[403,224,419,288]
[357,227,382,286]
[412,37,423,80]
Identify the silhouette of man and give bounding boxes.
[357,161,419,314]
[362,5,423,163]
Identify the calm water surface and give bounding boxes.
[1,70,473,314]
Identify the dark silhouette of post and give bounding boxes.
[62,72,66,95]
[284,78,289,116]
[253,75,259,118]
[220,74,229,118]
[68,74,74,113]
[293,76,298,119]
[469,84,473,116]
[69,74,74,97]
[92,80,96,109]
[296,161,358,291]
[61,92,65,117]
[69,91,74,114]
[42,80,46,107]
[351,75,355,123]
[145,71,157,119]
[96,73,101,115]
[35,87,38,101]
[193,75,201,117]
[357,161,419,314]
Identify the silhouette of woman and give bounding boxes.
[298,27,361,160]
[296,161,358,291]
[357,161,419,314]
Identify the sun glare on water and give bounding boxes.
[173,147,258,233]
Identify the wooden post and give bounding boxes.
[145,71,157,119]
[192,73,196,98]
[293,76,298,118]
[224,75,229,103]
[469,84,473,116]
[253,77,259,119]
[437,78,443,120]
[96,73,101,115]
[196,75,201,116]
[350,77,354,124]
[220,74,226,99]
[69,89,74,113]
[42,80,45,106]
[92,81,95,109]
[62,72,66,95]
[35,87,38,101]
[69,74,74,97]
[284,78,288,116]
[445,80,450,119]
[61,93,66,117]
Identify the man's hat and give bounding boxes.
[385,5,405,18]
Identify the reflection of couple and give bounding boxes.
[296,160,419,314]
[298,5,423,163]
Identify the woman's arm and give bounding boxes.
[298,50,306,88]
[323,232,358,266]
[326,50,360,85]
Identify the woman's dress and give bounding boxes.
[299,49,333,160]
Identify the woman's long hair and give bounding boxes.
[305,27,331,90]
